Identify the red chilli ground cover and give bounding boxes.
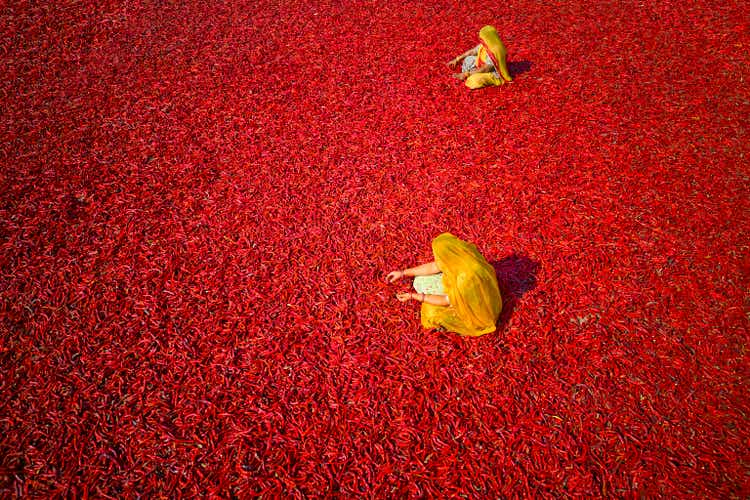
[1,0,748,497]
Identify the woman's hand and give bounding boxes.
[452,72,468,81]
[396,291,413,302]
[447,58,458,69]
[386,270,404,283]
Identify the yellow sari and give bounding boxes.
[420,233,502,336]
[465,25,513,90]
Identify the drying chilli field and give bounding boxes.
[1,0,748,497]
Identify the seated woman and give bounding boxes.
[387,233,502,336]
[447,25,513,89]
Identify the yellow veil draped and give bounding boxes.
[465,25,512,90]
[420,233,502,336]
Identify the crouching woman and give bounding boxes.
[387,233,502,336]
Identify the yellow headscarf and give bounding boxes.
[465,25,512,89]
[420,233,502,336]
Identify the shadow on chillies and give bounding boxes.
[491,254,540,330]
[508,60,532,78]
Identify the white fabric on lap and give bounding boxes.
[413,273,445,295]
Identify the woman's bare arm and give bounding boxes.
[447,46,479,68]
[419,293,449,306]
[396,291,450,306]
[404,261,440,277]
[386,261,440,282]
[453,62,493,81]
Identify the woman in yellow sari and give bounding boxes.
[386,233,502,336]
[447,25,512,89]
